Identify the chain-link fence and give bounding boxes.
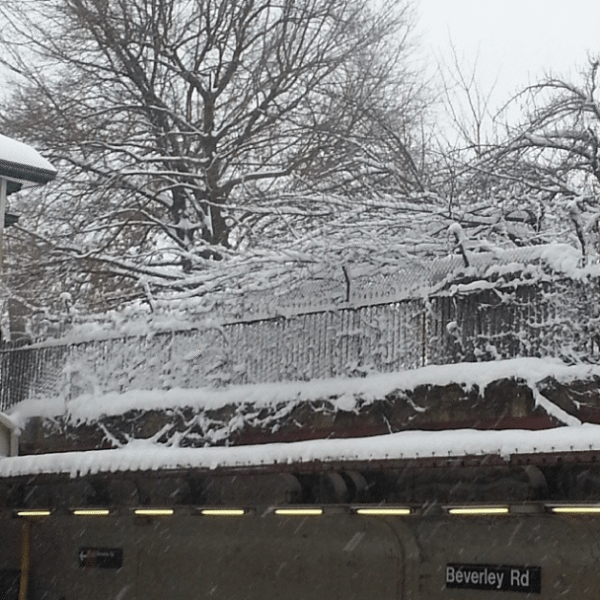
[2,270,599,412]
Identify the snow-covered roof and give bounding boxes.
[2,423,600,479]
[0,133,57,186]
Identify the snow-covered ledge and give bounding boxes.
[7,356,600,460]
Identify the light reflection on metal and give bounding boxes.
[134,508,174,516]
[355,507,411,516]
[274,508,323,516]
[72,509,111,516]
[448,506,509,516]
[15,510,51,518]
[550,506,600,514]
[199,509,246,516]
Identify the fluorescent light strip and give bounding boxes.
[72,509,111,516]
[16,510,51,518]
[355,507,411,516]
[448,507,509,516]
[550,506,600,514]
[274,508,323,516]
[134,508,174,516]
[200,509,246,516]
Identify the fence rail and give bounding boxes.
[1,271,598,412]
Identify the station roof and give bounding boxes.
[1,421,600,480]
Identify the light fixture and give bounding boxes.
[355,507,411,516]
[15,510,51,518]
[448,506,509,516]
[199,508,246,516]
[549,505,600,514]
[72,509,111,517]
[274,508,323,516]
[134,508,174,516]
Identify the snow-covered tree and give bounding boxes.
[0,0,432,317]
[437,59,600,258]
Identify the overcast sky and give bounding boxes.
[416,0,600,120]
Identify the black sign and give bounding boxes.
[446,563,541,594]
[78,547,123,569]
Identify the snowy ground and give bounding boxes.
[2,357,600,478]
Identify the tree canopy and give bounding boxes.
[433,57,600,261]
[0,0,434,324]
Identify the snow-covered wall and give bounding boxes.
[7,356,600,459]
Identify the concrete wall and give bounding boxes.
[1,511,599,600]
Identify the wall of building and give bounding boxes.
[1,511,599,600]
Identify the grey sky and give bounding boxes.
[417,0,600,113]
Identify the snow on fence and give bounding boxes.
[1,273,599,411]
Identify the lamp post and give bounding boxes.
[0,177,6,255]
[0,133,57,264]
[0,134,57,341]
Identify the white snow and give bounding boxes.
[447,222,466,243]
[23,241,585,344]
[4,357,600,478]
[9,356,595,426]
[538,243,582,274]
[1,424,599,479]
[0,133,56,174]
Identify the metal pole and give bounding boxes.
[18,520,31,600]
[0,177,6,346]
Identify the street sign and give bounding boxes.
[446,563,541,594]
